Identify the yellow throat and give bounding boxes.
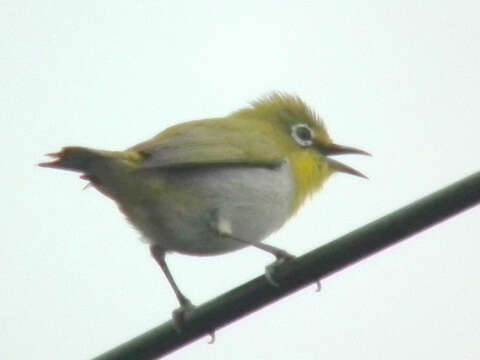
[230,93,366,214]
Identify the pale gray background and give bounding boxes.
[2,1,480,359]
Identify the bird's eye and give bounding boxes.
[291,124,314,147]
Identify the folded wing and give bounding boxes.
[131,118,285,169]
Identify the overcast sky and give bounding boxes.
[2,1,480,359]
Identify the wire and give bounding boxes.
[92,171,480,360]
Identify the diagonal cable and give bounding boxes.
[93,171,480,360]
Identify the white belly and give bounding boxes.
[124,162,295,255]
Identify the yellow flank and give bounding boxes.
[288,149,334,214]
[115,150,146,166]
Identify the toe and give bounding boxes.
[172,302,196,332]
[265,264,280,287]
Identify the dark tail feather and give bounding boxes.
[39,146,108,173]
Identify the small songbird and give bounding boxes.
[40,93,369,322]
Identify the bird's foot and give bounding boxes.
[172,299,196,333]
[265,250,295,287]
[171,300,216,343]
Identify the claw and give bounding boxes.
[207,330,216,344]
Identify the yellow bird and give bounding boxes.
[40,93,368,322]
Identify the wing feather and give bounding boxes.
[130,118,284,169]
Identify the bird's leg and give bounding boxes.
[232,238,321,290]
[150,246,195,331]
[231,237,295,261]
[226,236,295,287]
[213,214,316,289]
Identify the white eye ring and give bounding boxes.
[291,123,314,147]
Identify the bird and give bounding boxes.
[40,92,369,324]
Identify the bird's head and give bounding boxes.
[235,93,370,179]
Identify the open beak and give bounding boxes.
[316,142,370,179]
